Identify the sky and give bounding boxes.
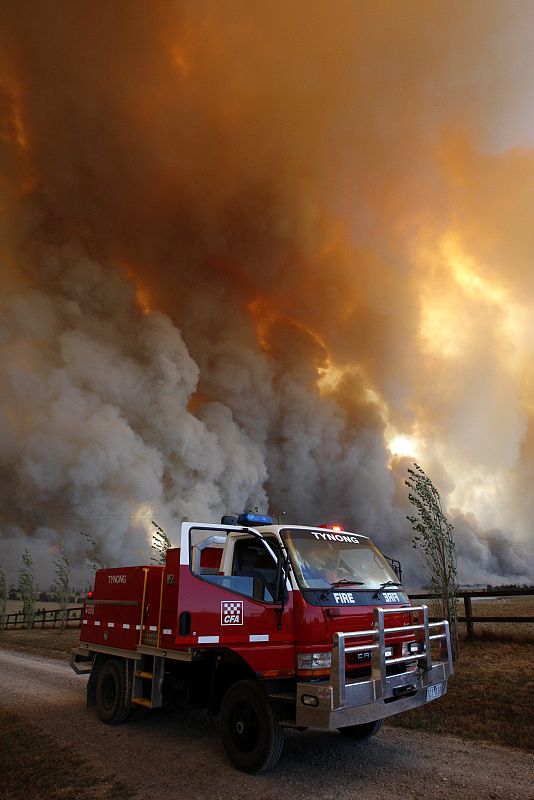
[1,0,534,589]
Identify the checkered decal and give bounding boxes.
[221,600,244,625]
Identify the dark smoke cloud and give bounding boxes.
[0,1,533,587]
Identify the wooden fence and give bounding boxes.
[409,588,534,637]
[2,589,533,635]
[1,606,83,630]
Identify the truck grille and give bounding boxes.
[346,651,407,677]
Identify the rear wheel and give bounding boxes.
[338,719,384,740]
[95,658,131,725]
[220,680,284,773]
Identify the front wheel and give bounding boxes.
[338,719,384,740]
[95,658,131,725]
[220,680,284,773]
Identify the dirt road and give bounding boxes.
[1,649,532,800]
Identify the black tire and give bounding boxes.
[95,658,131,725]
[338,719,384,740]
[220,680,284,773]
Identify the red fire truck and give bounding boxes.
[71,514,453,772]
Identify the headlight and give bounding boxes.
[297,652,332,674]
[402,642,419,656]
[384,646,394,658]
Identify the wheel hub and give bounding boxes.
[230,702,259,752]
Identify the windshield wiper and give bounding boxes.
[330,579,365,587]
[378,580,404,589]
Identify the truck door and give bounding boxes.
[176,523,295,676]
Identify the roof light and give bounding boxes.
[319,524,345,532]
[236,512,273,526]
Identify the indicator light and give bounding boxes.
[297,652,332,675]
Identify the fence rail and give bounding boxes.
[409,589,534,637]
[2,589,533,635]
[1,606,83,630]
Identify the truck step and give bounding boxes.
[132,697,153,708]
[135,671,154,679]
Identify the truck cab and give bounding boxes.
[71,514,453,773]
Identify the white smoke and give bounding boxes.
[0,245,270,584]
[0,1,533,590]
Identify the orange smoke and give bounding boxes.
[0,1,533,584]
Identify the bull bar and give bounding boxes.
[295,605,454,729]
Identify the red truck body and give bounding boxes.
[72,518,453,772]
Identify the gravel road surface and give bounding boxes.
[1,649,532,800]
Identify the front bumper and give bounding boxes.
[295,605,453,729]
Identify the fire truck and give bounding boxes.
[70,514,453,772]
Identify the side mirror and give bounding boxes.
[274,551,289,604]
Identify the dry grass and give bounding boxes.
[0,628,80,660]
[4,600,82,614]
[2,600,533,755]
[461,595,534,642]
[0,707,130,800]
[390,633,534,751]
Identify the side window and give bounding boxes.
[189,528,226,576]
[189,528,277,603]
[231,538,277,602]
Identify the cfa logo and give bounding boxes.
[221,600,243,626]
[383,592,399,603]
[108,574,127,584]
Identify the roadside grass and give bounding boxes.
[2,598,533,755]
[0,706,130,800]
[0,628,80,660]
[461,595,534,642]
[389,632,534,752]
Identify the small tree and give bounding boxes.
[52,540,71,632]
[405,462,459,659]
[80,531,107,573]
[0,567,7,631]
[151,520,172,564]
[19,549,35,630]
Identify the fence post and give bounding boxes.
[464,595,474,638]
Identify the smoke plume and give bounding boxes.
[1,1,533,587]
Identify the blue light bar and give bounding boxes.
[237,513,273,526]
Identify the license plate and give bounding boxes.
[426,682,444,702]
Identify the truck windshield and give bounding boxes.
[281,528,401,591]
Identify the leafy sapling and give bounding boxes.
[52,539,71,632]
[151,520,172,564]
[19,549,35,631]
[406,462,460,659]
